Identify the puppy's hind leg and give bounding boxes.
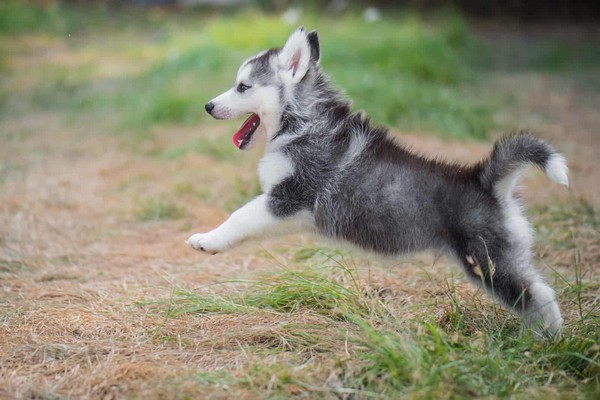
[459,244,562,338]
[522,279,563,338]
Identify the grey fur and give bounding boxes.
[479,133,556,191]
[202,28,567,336]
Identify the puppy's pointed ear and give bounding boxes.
[307,30,320,63]
[278,26,311,83]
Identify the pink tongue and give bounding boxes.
[232,114,260,149]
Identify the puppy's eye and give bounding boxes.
[237,83,251,93]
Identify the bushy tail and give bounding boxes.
[479,132,568,197]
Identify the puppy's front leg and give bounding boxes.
[186,194,295,254]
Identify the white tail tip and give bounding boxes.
[545,153,569,187]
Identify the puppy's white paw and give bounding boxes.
[186,232,227,254]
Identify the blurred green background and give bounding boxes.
[1,0,598,141]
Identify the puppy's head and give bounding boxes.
[205,27,320,150]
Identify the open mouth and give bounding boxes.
[232,113,260,150]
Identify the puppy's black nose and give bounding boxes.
[205,102,215,114]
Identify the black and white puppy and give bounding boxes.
[187,27,568,336]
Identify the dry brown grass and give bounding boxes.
[2,112,596,397]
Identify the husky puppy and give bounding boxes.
[187,27,568,336]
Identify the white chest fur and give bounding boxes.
[258,150,294,193]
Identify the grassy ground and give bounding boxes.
[1,2,599,399]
